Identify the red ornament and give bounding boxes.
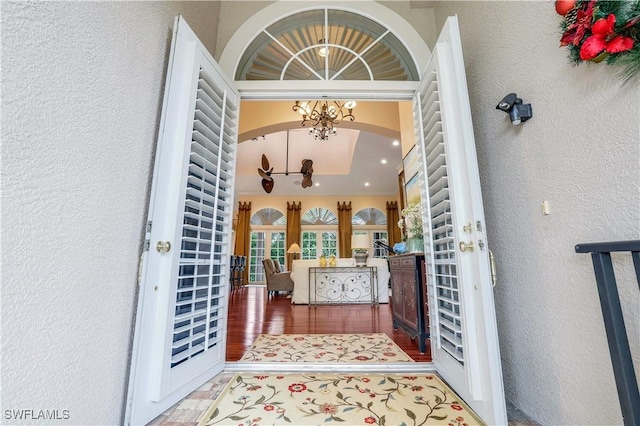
[555,0,576,16]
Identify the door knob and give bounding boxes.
[459,241,474,252]
[156,241,171,253]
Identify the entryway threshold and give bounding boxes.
[224,361,436,373]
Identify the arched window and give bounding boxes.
[301,207,338,225]
[235,8,419,81]
[251,208,287,225]
[248,208,286,283]
[352,207,386,225]
[352,207,389,259]
[301,207,338,259]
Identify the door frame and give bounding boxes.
[223,17,506,425]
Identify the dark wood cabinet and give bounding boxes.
[389,253,429,353]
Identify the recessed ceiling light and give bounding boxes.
[392,140,400,146]
[315,182,319,186]
[381,159,387,164]
[364,182,370,187]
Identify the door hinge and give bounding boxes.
[143,240,150,251]
[146,221,153,233]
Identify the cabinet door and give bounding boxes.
[389,264,405,320]
[401,273,418,330]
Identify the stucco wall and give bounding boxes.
[430,2,640,424]
[1,1,220,424]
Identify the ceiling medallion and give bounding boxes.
[292,100,356,141]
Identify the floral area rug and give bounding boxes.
[238,333,414,363]
[197,372,483,426]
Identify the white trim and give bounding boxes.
[235,80,419,100]
[219,1,431,80]
[224,362,436,373]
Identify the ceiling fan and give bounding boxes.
[257,131,314,193]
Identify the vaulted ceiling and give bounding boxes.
[234,127,403,196]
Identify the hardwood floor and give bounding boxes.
[225,285,432,362]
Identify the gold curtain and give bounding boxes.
[386,201,402,247]
[286,201,302,270]
[234,201,252,284]
[337,201,352,258]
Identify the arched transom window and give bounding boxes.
[235,8,419,81]
[351,207,386,226]
[250,208,287,225]
[301,207,338,225]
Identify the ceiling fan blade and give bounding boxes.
[262,178,274,193]
[258,168,273,181]
[261,154,270,170]
[300,159,313,175]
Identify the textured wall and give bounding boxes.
[430,2,640,424]
[1,1,220,424]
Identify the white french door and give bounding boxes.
[413,16,507,424]
[125,16,239,425]
[125,11,505,426]
[248,230,286,282]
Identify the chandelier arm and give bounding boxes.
[292,100,357,140]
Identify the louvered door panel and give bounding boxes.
[171,64,237,369]
[413,67,464,366]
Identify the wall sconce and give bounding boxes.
[496,93,533,125]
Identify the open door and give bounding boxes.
[125,16,239,425]
[413,16,507,424]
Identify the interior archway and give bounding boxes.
[238,100,403,141]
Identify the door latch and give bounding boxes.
[459,241,475,252]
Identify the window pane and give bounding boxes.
[249,231,266,282]
[302,231,317,259]
[373,231,389,258]
[270,232,286,269]
[322,232,337,257]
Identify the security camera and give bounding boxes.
[496,93,518,112]
[496,93,532,125]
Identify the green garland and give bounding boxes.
[559,0,640,83]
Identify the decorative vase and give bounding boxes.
[319,255,326,267]
[393,242,407,254]
[406,237,424,253]
[329,254,336,267]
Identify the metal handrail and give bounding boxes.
[575,239,640,426]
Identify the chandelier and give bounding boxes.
[292,100,356,141]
